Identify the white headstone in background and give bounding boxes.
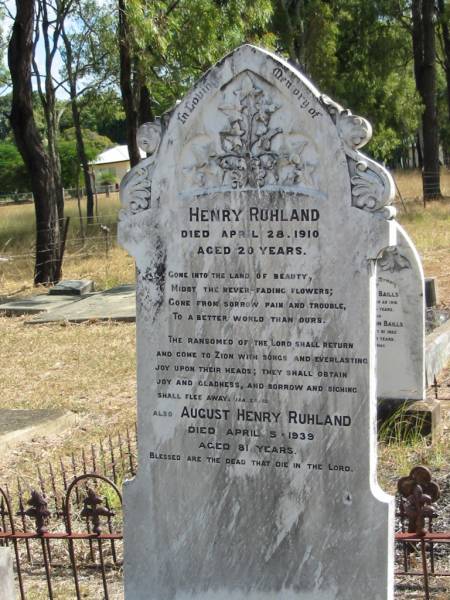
[0,548,15,600]
[377,223,425,401]
[119,45,397,600]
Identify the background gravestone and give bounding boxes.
[0,548,15,600]
[377,223,425,402]
[119,45,397,599]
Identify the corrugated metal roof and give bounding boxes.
[91,145,146,165]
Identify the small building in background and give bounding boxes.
[90,145,145,187]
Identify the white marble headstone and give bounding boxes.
[119,45,397,600]
[376,224,425,402]
[0,548,15,600]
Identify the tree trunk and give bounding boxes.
[412,0,442,199]
[278,0,306,71]
[72,94,95,221]
[138,81,154,125]
[61,27,96,222]
[416,133,423,168]
[8,0,61,285]
[438,0,450,123]
[119,0,141,167]
[41,0,65,218]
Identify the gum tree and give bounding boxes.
[8,0,63,284]
[118,0,274,167]
[412,0,442,198]
[60,0,114,220]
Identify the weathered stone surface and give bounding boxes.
[119,45,397,600]
[28,284,135,324]
[0,294,80,315]
[0,548,15,600]
[406,400,442,443]
[48,279,94,295]
[376,224,425,401]
[425,319,450,384]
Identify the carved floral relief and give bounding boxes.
[320,94,394,215]
[119,120,162,216]
[182,72,321,195]
[215,73,282,187]
[378,247,411,272]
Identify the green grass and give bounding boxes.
[378,402,430,446]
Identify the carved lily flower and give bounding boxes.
[235,73,262,102]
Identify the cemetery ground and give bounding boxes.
[0,169,450,598]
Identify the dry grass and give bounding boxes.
[378,433,450,494]
[23,574,123,600]
[0,318,135,413]
[0,316,136,485]
[393,168,450,199]
[0,193,135,297]
[393,170,450,305]
[0,193,121,252]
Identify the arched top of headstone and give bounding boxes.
[119,44,395,242]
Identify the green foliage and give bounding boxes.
[79,90,127,144]
[248,0,422,163]
[330,0,421,163]
[58,127,112,187]
[97,170,116,186]
[0,141,31,192]
[59,0,448,165]
[271,0,339,91]
[125,0,274,113]
[365,72,421,163]
[2,0,449,173]
[437,66,450,160]
[0,94,12,140]
[0,92,49,142]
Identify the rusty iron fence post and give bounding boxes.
[0,487,25,600]
[420,537,430,600]
[1,474,123,600]
[395,466,446,600]
[66,474,123,600]
[20,491,53,600]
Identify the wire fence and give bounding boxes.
[0,186,120,206]
[1,216,119,269]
